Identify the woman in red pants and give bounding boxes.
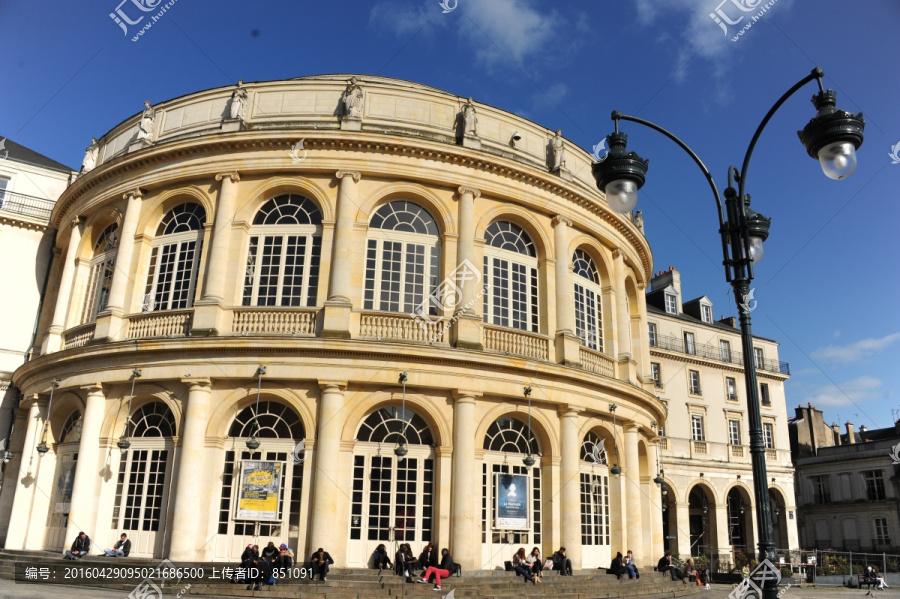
[419,548,455,591]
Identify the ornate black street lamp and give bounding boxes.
[35,378,61,455]
[609,403,621,478]
[117,369,142,451]
[246,366,266,451]
[592,67,864,599]
[523,386,536,468]
[394,373,409,459]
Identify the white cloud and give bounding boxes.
[370,2,448,37]
[812,332,900,363]
[802,376,883,408]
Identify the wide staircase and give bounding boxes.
[0,549,706,599]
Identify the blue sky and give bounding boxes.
[1,0,897,430]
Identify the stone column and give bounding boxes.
[94,189,142,342]
[676,500,691,558]
[635,283,654,389]
[612,250,635,382]
[451,187,483,350]
[309,381,347,549]
[5,397,47,549]
[624,425,643,560]
[65,384,105,545]
[559,406,581,568]
[552,216,580,366]
[168,378,212,562]
[321,172,360,338]
[451,391,479,571]
[715,505,731,557]
[648,441,664,562]
[42,218,84,354]
[192,173,240,336]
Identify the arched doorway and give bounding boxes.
[727,486,754,554]
[481,415,543,569]
[346,406,436,566]
[579,429,610,568]
[661,482,676,554]
[111,401,176,557]
[769,488,787,550]
[688,485,717,557]
[215,400,306,561]
[45,410,82,550]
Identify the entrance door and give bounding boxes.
[111,445,173,557]
[480,463,542,569]
[580,472,610,568]
[45,450,78,550]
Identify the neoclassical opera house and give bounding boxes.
[0,75,665,570]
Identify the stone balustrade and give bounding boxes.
[126,310,193,339]
[359,312,447,344]
[232,308,316,336]
[62,323,96,350]
[483,325,550,361]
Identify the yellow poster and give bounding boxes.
[236,460,283,520]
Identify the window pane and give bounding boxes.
[379,241,402,312]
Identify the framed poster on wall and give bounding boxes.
[236,460,283,521]
[52,460,77,513]
[494,473,529,529]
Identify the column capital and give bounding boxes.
[122,188,144,200]
[215,171,240,183]
[452,390,481,402]
[181,377,212,391]
[623,422,640,433]
[552,215,572,228]
[319,380,348,392]
[456,186,481,199]
[79,383,104,395]
[611,248,626,261]
[558,404,582,418]
[335,170,361,182]
[70,215,84,230]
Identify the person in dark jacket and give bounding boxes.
[419,543,439,581]
[609,552,627,579]
[246,556,273,591]
[661,551,686,584]
[396,543,417,582]
[261,541,279,562]
[420,548,456,591]
[371,543,393,570]
[64,532,91,559]
[103,533,131,557]
[309,547,334,581]
[551,547,572,575]
[275,545,293,576]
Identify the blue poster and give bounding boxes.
[495,474,529,529]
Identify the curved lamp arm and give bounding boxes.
[737,67,824,200]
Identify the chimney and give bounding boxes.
[845,421,855,444]
[831,423,841,445]
[860,425,868,433]
[895,420,900,435]
[718,316,737,329]
[649,266,682,311]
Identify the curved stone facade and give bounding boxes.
[0,75,664,569]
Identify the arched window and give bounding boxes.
[581,430,608,464]
[228,401,305,439]
[129,402,176,437]
[363,201,441,314]
[356,407,434,445]
[143,203,205,311]
[59,410,82,444]
[573,249,604,352]
[242,195,323,307]
[483,416,539,454]
[482,221,538,333]
[80,223,118,323]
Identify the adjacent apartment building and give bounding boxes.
[647,266,799,561]
[0,137,73,472]
[789,403,900,552]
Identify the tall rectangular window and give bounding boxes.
[684,332,696,355]
[754,347,765,369]
[874,518,890,544]
[648,323,657,347]
[760,383,770,405]
[691,415,705,441]
[864,470,886,501]
[702,304,713,323]
[812,476,831,505]
[689,369,701,395]
[720,340,732,362]
[726,377,738,401]
[650,363,661,386]
[728,419,741,445]
[763,423,774,449]
[0,176,8,205]
[665,293,677,314]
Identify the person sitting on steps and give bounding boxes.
[396,543,418,583]
[103,533,131,557]
[660,550,686,584]
[420,548,456,591]
[552,547,573,575]
[64,532,91,560]
[609,551,627,579]
[419,542,439,581]
[526,547,543,578]
[625,550,640,579]
[513,547,542,585]
[371,543,393,570]
[309,547,334,581]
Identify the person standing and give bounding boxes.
[309,547,334,581]
[64,532,91,559]
[103,533,131,557]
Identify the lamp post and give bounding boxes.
[592,67,864,599]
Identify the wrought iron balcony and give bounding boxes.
[0,190,56,221]
[651,333,790,375]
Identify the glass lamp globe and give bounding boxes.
[748,236,765,264]
[817,141,858,180]
[605,179,638,213]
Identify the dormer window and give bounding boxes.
[701,304,713,324]
[664,293,677,314]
